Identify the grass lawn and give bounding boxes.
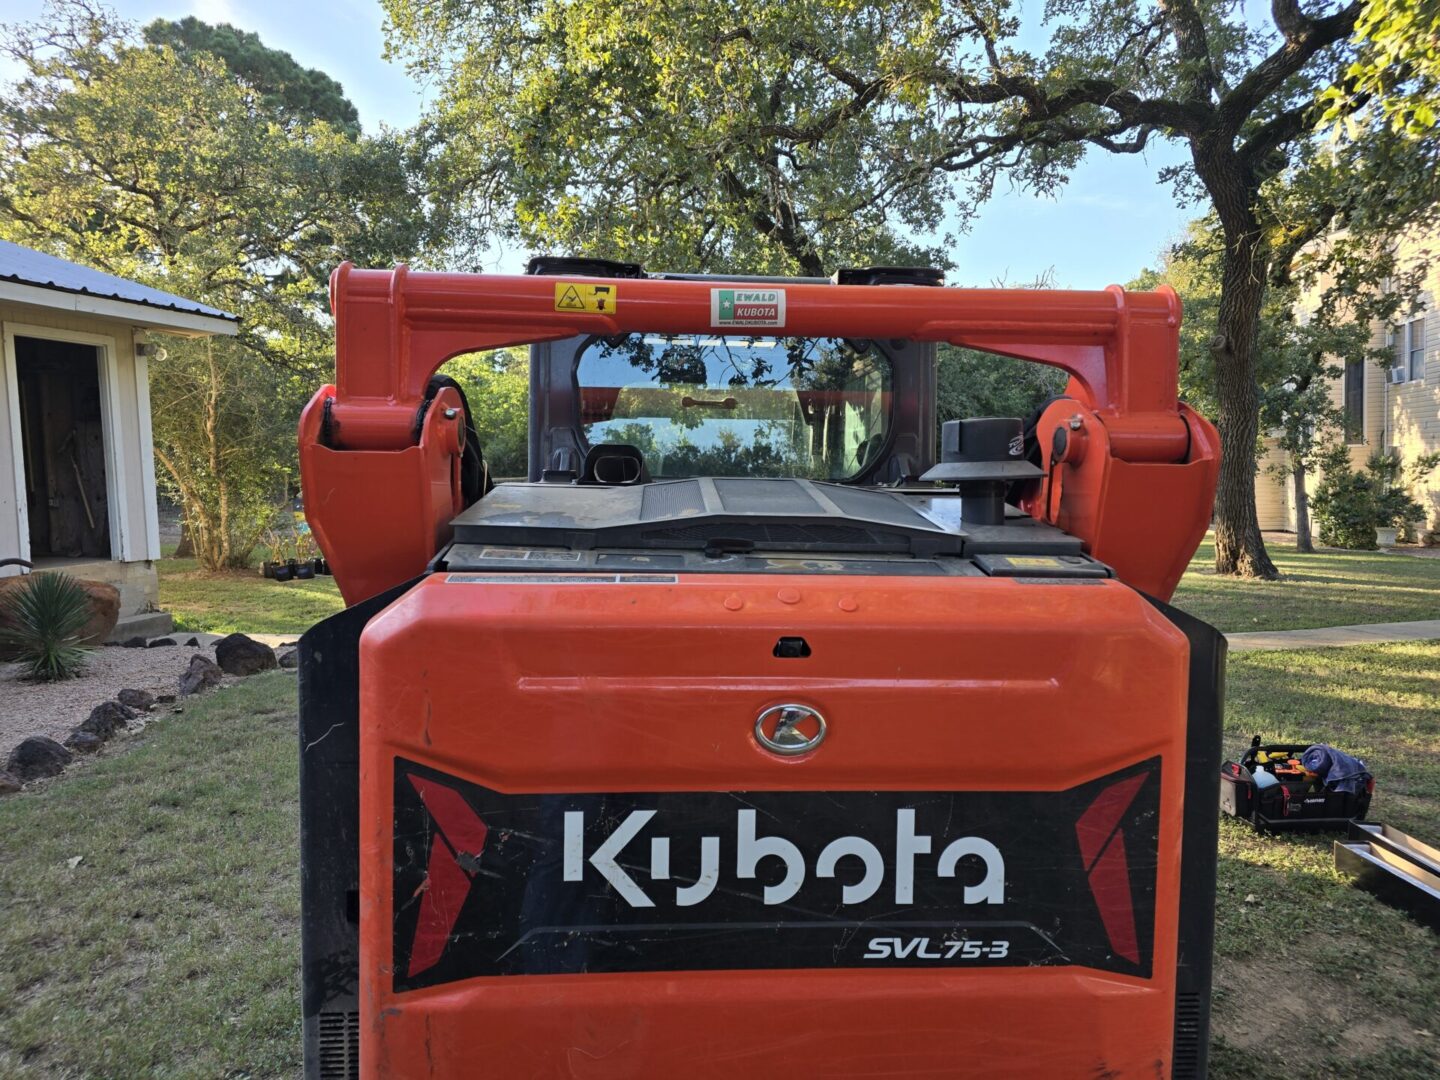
[157,556,344,637]
[151,537,1440,642]
[1174,539,1440,633]
[1210,640,1440,1077]
[3,644,1437,1076]
[0,673,303,1078]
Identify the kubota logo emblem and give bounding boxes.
[754,703,826,755]
[563,807,1005,909]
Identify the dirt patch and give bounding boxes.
[0,643,220,749]
[1214,956,1427,1057]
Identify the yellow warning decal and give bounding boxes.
[1005,556,1066,568]
[554,281,618,314]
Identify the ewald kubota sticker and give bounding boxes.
[391,757,1161,988]
[711,287,786,328]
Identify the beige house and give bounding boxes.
[0,241,237,637]
[1257,233,1439,534]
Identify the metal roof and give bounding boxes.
[0,240,238,331]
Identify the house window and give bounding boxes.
[1394,315,1427,383]
[1408,316,1425,381]
[1343,356,1364,443]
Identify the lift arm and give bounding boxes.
[299,265,1218,603]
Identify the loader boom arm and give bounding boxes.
[299,265,1218,603]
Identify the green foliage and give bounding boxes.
[1311,445,1383,549]
[383,0,952,273]
[1367,449,1440,528]
[0,1,427,568]
[1133,209,1420,555]
[150,340,298,569]
[1135,214,1410,436]
[936,347,1067,431]
[442,351,531,478]
[1324,0,1440,135]
[0,572,93,680]
[142,16,360,134]
[1306,445,1437,549]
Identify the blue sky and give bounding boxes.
[1,0,1204,288]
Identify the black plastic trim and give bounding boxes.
[1145,593,1226,1080]
[831,266,944,287]
[525,255,644,278]
[298,578,421,1080]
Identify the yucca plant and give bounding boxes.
[0,571,94,680]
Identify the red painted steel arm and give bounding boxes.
[300,265,1218,604]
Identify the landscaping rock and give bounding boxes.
[117,688,156,712]
[146,637,177,648]
[122,636,148,648]
[214,633,277,676]
[156,693,177,704]
[0,576,119,657]
[179,654,223,696]
[184,637,200,647]
[278,649,299,669]
[0,770,21,794]
[64,730,103,754]
[79,701,134,740]
[6,736,72,780]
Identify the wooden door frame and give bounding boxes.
[2,322,130,563]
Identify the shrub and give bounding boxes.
[0,572,94,680]
[1310,445,1380,549]
[1312,473,1380,548]
[1366,451,1429,530]
[1311,448,1440,549]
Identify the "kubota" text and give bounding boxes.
[562,808,1004,909]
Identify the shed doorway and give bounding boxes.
[15,335,112,559]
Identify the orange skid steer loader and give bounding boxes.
[296,260,1223,1078]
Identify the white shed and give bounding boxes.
[0,241,237,638]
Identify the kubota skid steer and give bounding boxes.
[296,259,1224,1079]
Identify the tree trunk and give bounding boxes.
[1198,146,1280,579]
[1292,459,1313,553]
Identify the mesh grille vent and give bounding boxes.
[1172,992,1202,1079]
[640,480,706,520]
[318,1010,359,1080]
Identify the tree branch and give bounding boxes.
[1158,0,1223,104]
[1219,2,1361,132]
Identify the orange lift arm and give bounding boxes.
[299,265,1218,604]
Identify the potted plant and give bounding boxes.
[258,528,285,579]
[293,529,317,579]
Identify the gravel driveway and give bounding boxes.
[1,642,221,748]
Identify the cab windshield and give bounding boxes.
[576,335,892,481]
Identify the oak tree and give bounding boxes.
[385,0,1439,576]
[1,1,427,566]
